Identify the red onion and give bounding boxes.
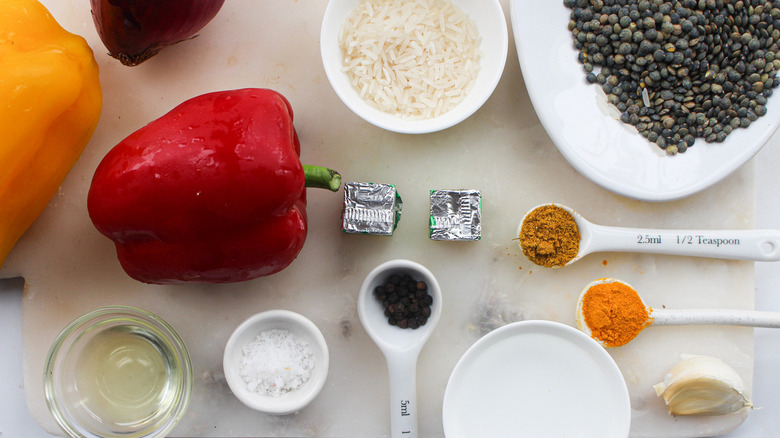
[90,0,226,66]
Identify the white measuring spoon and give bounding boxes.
[576,278,780,347]
[358,260,442,438]
[518,203,780,266]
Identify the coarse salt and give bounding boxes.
[238,328,315,398]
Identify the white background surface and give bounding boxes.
[2,0,780,433]
[2,136,778,438]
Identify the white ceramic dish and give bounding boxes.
[223,310,329,415]
[510,0,780,201]
[442,320,631,438]
[321,0,508,134]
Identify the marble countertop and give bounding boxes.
[3,132,778,438]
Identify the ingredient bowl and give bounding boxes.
[43,306,192,438]
[320,0,508,134]
[223,310,329,415]
[510,0,780,201]
[442,320,631,437]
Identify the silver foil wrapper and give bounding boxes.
[341,182,402,235]
[429,189,481,241]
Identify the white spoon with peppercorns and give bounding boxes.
[517,203,780,268]
[358,259,442,438]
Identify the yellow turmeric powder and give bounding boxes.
[579,280,652,347]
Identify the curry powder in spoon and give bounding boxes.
[519,204,580,267]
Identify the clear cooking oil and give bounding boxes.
[74,325,179,427]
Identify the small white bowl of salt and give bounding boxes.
[223,310,329,415]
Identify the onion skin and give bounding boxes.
[90,0,226,66]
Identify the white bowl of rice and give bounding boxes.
[321,0,508,134]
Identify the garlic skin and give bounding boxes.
[653,354,753,416]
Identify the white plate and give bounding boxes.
[509,0,780,201]
[442,320,630,438]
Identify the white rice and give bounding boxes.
[339,0,482,119]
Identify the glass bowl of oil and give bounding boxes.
[44,306,193,438]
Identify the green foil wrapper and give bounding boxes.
[341,182,402,235]
[429,189,481,241]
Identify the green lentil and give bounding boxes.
[565,0,780,155]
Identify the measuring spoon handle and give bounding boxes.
[384,349,420,438]
[586,225,780,261]
[651,308,780,328]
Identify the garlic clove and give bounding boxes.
[653,354,752,416]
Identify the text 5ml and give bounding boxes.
[400,399,412,435]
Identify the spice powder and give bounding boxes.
[519,204,580,267]
[581,281,652,347]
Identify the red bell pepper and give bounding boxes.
[87,88,340,284]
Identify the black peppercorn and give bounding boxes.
[375,272,433,330]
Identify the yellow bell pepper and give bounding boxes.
[0,0,102,267]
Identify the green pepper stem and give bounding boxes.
[303,164,342,192]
